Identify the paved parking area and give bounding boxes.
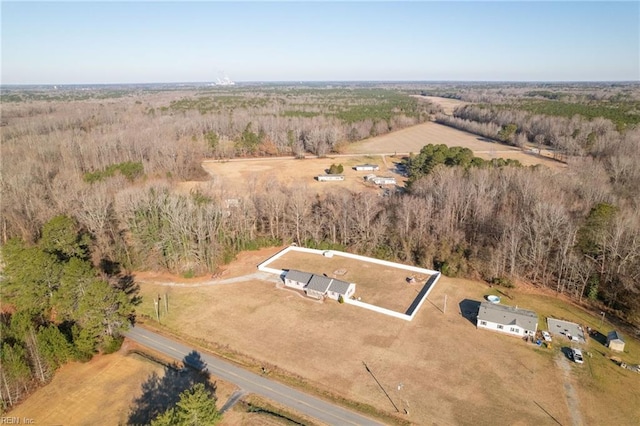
[547,318,586,344]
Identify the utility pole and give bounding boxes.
[443,294,447,314]
[164,293,169,315]
[363,362,400,413]
[154,297,160,323]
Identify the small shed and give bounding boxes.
[607,331,625,352]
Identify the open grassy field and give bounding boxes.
[346,121,566,169]
[412,95,469,115]
[187,122,563,197]
[195,154,403,196]
[7,337,308,426]
[132,247,640,425]
[267,249,432,314]
[7,346,164,425]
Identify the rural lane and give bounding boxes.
[125,326,384,426]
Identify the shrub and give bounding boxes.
[490,276,515,288]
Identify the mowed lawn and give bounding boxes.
[132,247,640,425]
[267,249,432,313]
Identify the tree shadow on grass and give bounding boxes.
[127,350,216,425]
[590,330,608,346]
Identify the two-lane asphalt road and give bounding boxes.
[125,326,384,426]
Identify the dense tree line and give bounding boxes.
[0,216,136,410]
[1,85,640,405]
[0,88,430,244]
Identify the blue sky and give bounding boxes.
[2,1,638,84]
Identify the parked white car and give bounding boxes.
[541,331,552,342]
[570,348,584,364]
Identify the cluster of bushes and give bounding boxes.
[403,144,521,185]
[328,163,344,174]
[83,161,144,183]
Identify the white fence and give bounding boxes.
[258,246,441,321]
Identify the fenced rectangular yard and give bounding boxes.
[259,246,440,320]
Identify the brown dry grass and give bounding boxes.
[267,249,431,313]
[346,122,566,170]
[412,95,469,115]
[130,247,640,425]
[16,246,639,425]
[189,155,401,196]
[179,122,564,197]
[6,337,298,426]
[8,345,163,425]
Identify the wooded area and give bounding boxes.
[1,83,639,410]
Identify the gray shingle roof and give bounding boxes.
[306,275,333,293]
[286,270,313,285]
[328,279,351,295]
[477,302,538,331]
[607,330,624,342]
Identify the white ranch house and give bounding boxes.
[316,174,345,182]
[284,270,314,290]
[285,269,355,300]
[477,302,538,337]
[354,164,379,171]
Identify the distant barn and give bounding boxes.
[371,176,396,185]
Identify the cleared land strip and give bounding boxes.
[135,271,280,287]
[125,326,384,426]
[555,353,584,426]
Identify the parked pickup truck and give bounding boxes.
[570,348,584,364]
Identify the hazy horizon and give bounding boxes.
[2,1,639,85]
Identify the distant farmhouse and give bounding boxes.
[364,175,396,185]
[284,269,355,300]
[316,175,345,182]
[607,330,625,352]
[477,302,538,337]
[354,164,380,171]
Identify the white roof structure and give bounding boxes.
[478,302,538,331]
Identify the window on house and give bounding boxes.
[510,327,518,332]
[497,325,504,329]
[479,321,487,326]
